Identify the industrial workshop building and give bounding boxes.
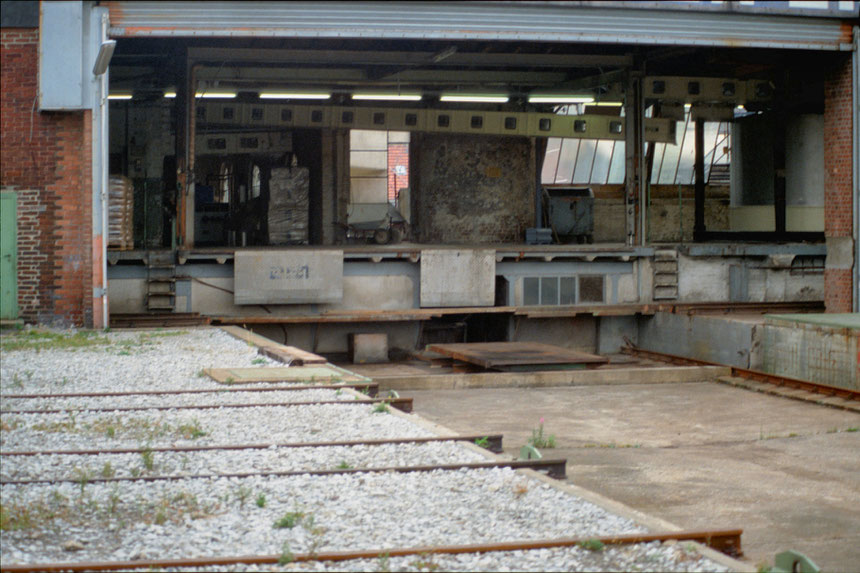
[1,1,858,378]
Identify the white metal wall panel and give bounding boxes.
[39,1,83,110]
[106,1,853,51]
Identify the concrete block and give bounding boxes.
[349,333,389,364]
[420,249,495,307]
[234,250,343,305]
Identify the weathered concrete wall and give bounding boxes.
[420,249,495,307]
[593,196,728,243]
[763,314,859,390]
[638,312,764,369]
[249,322,420,356]
[511,316,598,353]
[413,133,534,243]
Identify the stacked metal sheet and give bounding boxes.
[108,175,134,250]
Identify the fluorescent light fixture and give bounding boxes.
[163,90,177,99]
[107,93,133,100]
[528,94,594,104]
[351,92,422,101]
[195,91,237,99]
[92,40,116,76]
[684,103,692,110]
[440,93,508,103]
[594,101,623,107]
[260,92,330,100]
[735,104,746,111]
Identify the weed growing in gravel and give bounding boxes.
[278,542,295,565]
[141,448,155,471]
[376,552,391,572]
[177,418,207,439]
[578,539,605,552]
[233,485,252,508]
[73,467,92,496]
[474,436,490,448]
[302,514,327,557]
[256,493,267,508]
[847,427,859,432]
[252,357,267,365]
[105,426,115,438]
[372,401,390,414]
[100,462,116,478]
[0,329,109,352]
[410,553,441,571]
[225,376,235,385]
[274,511,305,529]
[528,417,556,449]
[336,461,353,470]
[0,418,22,431]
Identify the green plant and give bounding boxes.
[302,514,326,557]
[578,539,605,552]
[177,419,207,439]
[846,427,858,432]
[100,462,115,478]
[234,485,252,508]
[377,552,391,572]
[141,448,155,471]
[336,461,353,470]
[372,401,390,414]
[105,426,116,438]
[252,357,267,365]
[278,542,295,565]
[528,417,556,449]
[410,553,441,571]
[255,493,266,508]
[474,436,490,448]
[274,511,304,529]
[225,376,235,385]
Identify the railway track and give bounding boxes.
[623,345,859,412]
[1,328,744,571]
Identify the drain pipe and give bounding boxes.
[853,26,859,312]
[98,14,111,329]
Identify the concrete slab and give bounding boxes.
[402,382,860,572]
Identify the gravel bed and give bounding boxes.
[178,541,729,572]
[0,329,277,395]
[1,403,435,452]
[1,441,486,481]
[1,468,647,565]
[0,388,353,412]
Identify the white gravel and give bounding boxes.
[0,327,733,572]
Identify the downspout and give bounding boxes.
[853,26,859,312]
[99,13,109,328]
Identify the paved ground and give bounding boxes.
[400,381,860,572]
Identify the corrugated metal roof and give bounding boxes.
[106,1,854,51]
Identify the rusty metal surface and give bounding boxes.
[2,397,414,415]
[622,346,860,402]
[0,528,743,572]
[0,434,505,457]
[109,313,210,328]
[0,458,566,486]
[428,342,609,369]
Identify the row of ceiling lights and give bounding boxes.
[108,89,622,105]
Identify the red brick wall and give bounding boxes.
[387,142,409,203]
[1,27,94,327]
[823,56,856,313]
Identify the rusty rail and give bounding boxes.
[0,458,567,485]
[0,382,379,400]
[622,346,859,401]
[0,528,743,572]
[2,397,413,415]
[0,434,505,457]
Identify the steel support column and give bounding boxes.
[624,71,644,246]
[693,118,706,241]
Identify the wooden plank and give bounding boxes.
[258,345,327,365]
[427,342,609,369]
[204,365,369,384]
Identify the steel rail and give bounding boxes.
[2,397,414,415]
[0,382,379,400]
[622,346,859,401]
[0,528,743,572]
[0,458,567,485]
[0,433,505,457]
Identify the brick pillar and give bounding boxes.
[1,27,94,327]
[387,142,410,203]
[823,55,855,313]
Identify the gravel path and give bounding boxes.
[0,327,733,571]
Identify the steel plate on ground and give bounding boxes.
[427,342,609,370]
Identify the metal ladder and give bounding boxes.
[145,251,176,312]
